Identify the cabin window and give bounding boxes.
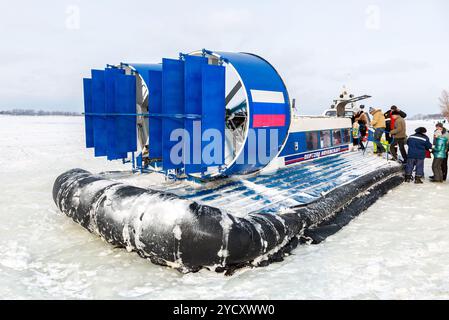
[306,132,319,150]
[332,129,342,145]
[342,128,351,143]
[320,130,331,149]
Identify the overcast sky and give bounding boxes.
[0,0,448,115]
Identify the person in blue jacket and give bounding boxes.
[405,127,432,183]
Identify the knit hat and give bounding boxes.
[391,105,398,111]
[415,127,427,134]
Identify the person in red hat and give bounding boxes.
[384,106,407,157]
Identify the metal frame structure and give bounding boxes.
[83,49,292,180]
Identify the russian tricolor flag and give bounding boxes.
[250,89,287,128]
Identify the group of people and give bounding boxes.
[351,105,449,184]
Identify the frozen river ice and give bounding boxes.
[0,116,448,299]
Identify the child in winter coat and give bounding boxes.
[405,127,432,183]
[352,122,360,151]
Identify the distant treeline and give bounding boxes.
[409,113,445,121]
[0,109,81,116]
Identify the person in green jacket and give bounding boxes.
[431,125,449,183]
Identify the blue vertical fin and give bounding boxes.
[83,78,94,148]
[162,58,185,171]
[105,68,127,160]
[201,64,225,167]
[91,70,107,157]
[115,73,137,155]
[184,55,207,173]
[148,69,163,160]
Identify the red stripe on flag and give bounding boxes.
[285,157,305,165]
[253,114,286,128]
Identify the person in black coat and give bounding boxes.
[354,109,368,150]
[405,127,432,183]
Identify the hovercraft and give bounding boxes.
[53,49,404,274]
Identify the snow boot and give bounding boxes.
[405,175,412,183]
[414,176,424,184]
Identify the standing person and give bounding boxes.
[430,123,449,181]
[369,107,386,156]
[352,121,360,151]
[441,146,449,181]
[384,105,407,144]
[389,111,407,162]
[430,124,449,183]
[354,110,368,150]
[442,126,449,181]
[443,145,448,181]
[405,127,432,183]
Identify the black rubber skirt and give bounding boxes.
[53,166,403,274]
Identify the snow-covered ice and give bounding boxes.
[0,116,448,299]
